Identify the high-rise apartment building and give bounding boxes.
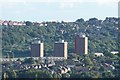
[31,41,44,57]
[54,40,68,59]
[75,34,88,55]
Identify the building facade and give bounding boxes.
[31,41,44,57]
[54,41,68,59]
[75,34,88,55]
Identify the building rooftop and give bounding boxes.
[55,40,67,43]
[75,33,87,38]
[111,51,119,54]
[32,40,41,44]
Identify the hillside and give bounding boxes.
[2,17,119,57]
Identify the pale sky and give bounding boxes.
[0,0,119,22]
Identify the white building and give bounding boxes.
[94,53,104,57]
[111,51,119,55]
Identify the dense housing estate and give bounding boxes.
[0,20,47,26]
[0,20,26,26]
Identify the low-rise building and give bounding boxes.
[111,51,119,55]
[94,53,104,56]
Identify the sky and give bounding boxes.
[0,0,119,22]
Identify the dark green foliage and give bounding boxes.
[17,69,53,78]
[62,73,70,78]
[25,21,33,26]
[2,17,118,57]
[102,71,115,78]
[22,58,35,64]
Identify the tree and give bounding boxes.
[25,21,33,26]
[5,67,17,78]
[53,72,61,78]
[16,58,21,62]
[84,56,93,67]
[104,52,116,58]
[62,73,70,78]
[102,71,115,78]
[70,72,91,78]
[75,18,84,23]
[22,58,34,64]
[3,72,9,79]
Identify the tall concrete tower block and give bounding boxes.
[54,40,68,59]
[31,41,44,57]
[75,34,88,55]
